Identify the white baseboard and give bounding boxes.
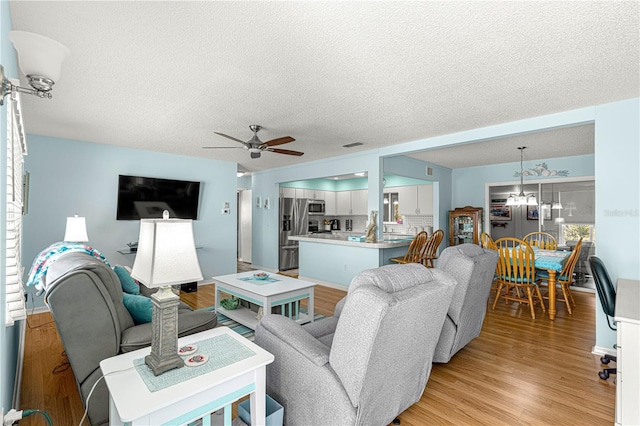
[26,305,50,315]
[297,275,348,292]
[250,265,278,274]
[592,345,616,357]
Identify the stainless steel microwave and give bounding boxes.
[308,200,325,215]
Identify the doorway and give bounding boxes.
[237,189,252,264]
[487,178,595,290]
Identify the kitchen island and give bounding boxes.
[287,233,413,289]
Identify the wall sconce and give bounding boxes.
[0,31,71,106]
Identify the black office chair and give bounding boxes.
[589,255,617,380]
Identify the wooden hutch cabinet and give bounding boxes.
[449,206,483,246]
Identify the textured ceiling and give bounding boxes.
[409,124,595,169]
[8,1,639,173]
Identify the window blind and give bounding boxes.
[5,84,27,326]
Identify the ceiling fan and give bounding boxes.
[203,125,303,159]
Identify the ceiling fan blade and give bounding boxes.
[262,136,295,147]
[202,146,244,149]
[268,148,304,156]
[214,132,246,145]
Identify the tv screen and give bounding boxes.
[116,175,201,220]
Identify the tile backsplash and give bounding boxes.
[383,215,434,234]
[325,214,434,234]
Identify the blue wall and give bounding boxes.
[593,98,640,351]
[452,154,595,208]
[22,135,238,306]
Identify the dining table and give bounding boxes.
[533,248,572,320]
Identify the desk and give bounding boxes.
[100,327,274,425]
[614,279,640,426]
[534,249,571,320]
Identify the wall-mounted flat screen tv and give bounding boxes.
[116,175,201,220]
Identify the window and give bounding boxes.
[560,223,596,246]
[5,82,27,326]
[383,192,398,222]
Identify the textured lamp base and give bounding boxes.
[146,286,183,376]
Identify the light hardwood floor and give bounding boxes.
[18,272,614,425]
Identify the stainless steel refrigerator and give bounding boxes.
[279,197,308,270]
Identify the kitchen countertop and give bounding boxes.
[288,233,413,249]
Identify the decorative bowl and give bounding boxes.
[220,298,239,310]
[254,272,270,280]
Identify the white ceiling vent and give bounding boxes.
[342,142,364,148]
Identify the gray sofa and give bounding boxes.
[254,263,456,426]
[43,252,217,426]
[432,244,498,362]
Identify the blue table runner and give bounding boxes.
[133,334,256,392]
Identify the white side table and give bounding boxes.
[100,327,274,425]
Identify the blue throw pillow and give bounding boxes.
[122,292,153,324]
[114,265,140,295]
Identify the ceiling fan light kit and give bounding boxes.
[506,147,538,207]
[203,124,303,159]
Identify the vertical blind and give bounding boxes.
[5,84,27,326]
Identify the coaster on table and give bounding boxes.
[184,354,209,367]
[178,345,198,356]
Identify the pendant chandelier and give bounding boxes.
[506,147,538,207]
[551,183,563,210]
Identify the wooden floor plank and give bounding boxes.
[18,264,614,425]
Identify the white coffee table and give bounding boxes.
[213,271,316,330]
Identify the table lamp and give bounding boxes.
[131,210,203,376]
[63,215,89,242]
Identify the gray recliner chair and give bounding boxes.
[254,263,456,426]
[432,244,498,363]
[43,252,217,426]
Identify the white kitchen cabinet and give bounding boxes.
[396,186,418,216]
[280,187,296,198]
[335,190,368,215]
[303,189,324,200]
[417,184,433,215]
[335,191,352,215]
[324,191,337,215]
[351,189,368,215]
[396,185,433,215]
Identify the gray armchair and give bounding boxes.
[43,252,217,425]
[432,244,498,363]
[254,263,456,426]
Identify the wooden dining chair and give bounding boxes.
[480,232,496,250]
[537,238,582,314]
[523,231,557,250]
[421,229,444,268]
[492,238,546,319]
[390,231,428,265]
[480,232,499,290]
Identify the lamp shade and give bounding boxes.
[9,31,70,83]
[131,215,203,288]
[63,215,89,242]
